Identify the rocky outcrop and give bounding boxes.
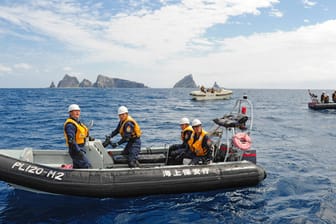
[92,75,115,88]
[213,82,220,88]
[173,74,197,88]
[53,74,147,88]
[112,78,147,88]
[49,81,56,88]
[79,79,92,88]
[57,74,79,88]
[93,75,147,88]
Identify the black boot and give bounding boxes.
[128,160,141,168]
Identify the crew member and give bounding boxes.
[332,90,336,103]
[104,106,142,168]
[168,117,194,164]
[64,104,91,169]
[186,119,213,165]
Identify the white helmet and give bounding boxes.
[179,117,190,125]
[68,104,80,112]
[118,106,128,115]
[192,119,202,127]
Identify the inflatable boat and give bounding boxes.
[0,96,266,198]
[307,89,336,110]
[308,102,336,110]
[190,87,233,101]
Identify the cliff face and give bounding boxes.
[79,79,92,88]
[93,75,146,88]
[92,75,115,88]
[112,78,146,88]
[57,74,79,88]
[53,74,147,88]
[173,74,197,88]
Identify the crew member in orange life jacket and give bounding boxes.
[64,104,91,169]
[104,106,142,168]
[185,119,213,165]
[168,117,194,164]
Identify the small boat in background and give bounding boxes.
[190,82,233,101]
[308,89,336,110]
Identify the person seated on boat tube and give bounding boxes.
[168,117,194,164]
[184,119,213,165]
[324,95,330,103]
[103,106,142,168]
[332,90,336,103]
[64,104,92,169]
[320,91,329,103]
[320,91,325,102]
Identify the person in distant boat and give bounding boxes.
[168,117,194,164]
[320,91,330,103]
[332,90,336,103]
[320,91,329,103]
[200,85,206,93]
[64,104,91,169]
[320,91,325,103]
[324,95,330,103]
[308,89,318,103]
[185,119,213,165]
[104,106,142,168]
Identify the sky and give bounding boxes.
[1,0,336,89]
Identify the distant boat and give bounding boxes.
[307,89,336,110]
[190,86,233,101]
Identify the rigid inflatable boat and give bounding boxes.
[308,89,336,110]
[0,96,266,198]
[190,87,233,101]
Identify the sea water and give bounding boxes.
[0,88,335,224]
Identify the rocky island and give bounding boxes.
[50,74,147,88]
[50,73,199,88]
[173,74,197,88]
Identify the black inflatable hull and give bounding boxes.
[308,102,336,110]
[0,154,266,198]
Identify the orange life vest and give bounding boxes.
[181,125,194,141]
[64,118,88,145]
[188,129,208,156]
[119,115,142,138]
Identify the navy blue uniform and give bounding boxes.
[64,121,91,169]
[168,129,193,164]
[111,120,141,167]
[185,134,213,165]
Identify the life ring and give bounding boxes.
[232,132,251,150]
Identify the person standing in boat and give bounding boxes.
[168,117,194,164]
[185,119,213,165]
[104,106,142,168]
[64,104,91,169]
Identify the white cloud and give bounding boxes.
[14,63,32,70]
[0,64,12,73]
[63,66,73,72]
[1,0,336,89]
[0,0,279,65]
[302,0,316,8]
[269,8,283,18]
[166,20,336,88]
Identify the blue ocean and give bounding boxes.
[0,88,335,224]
